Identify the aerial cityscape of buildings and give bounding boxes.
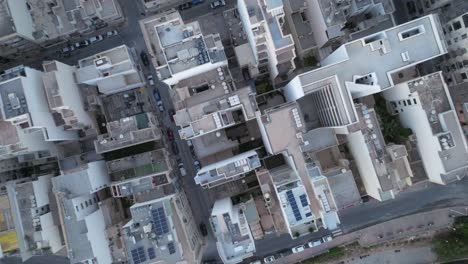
[0,0,467,264]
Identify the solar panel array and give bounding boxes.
[151,207,169,236]
[167,242,176,255]
[147,247,156,260]
[305,212,313,218]
[131,247,146,264]
[286,190,302,221]
[299,194,308,207]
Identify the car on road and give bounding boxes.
[171,141,179,155]
[89,35,103,44]
[178,2,192,10]
[249,261,261,264]
[157,101,165,112]
[210,0,225,8]
[62,46,75,53]
[199,223,208,236]
[168,109,175,123]
[140,51,150,67]
[292,245,305,253]
[322,235,333,242]
[178,163,187,176]
[192,0,204,4]
[153,89,161,101]
[167,129,175,141]
[264,256,275,263]
[74,40,89,48]
[106,30,118,37]
[193,160,201,171]
[307,240,322,248]
[147,75,155,86]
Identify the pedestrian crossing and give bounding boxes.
[332,227,343,237]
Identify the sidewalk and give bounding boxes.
[273,206,464,264]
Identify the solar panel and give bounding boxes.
[286,190,302,221]
[131,247,147,264]
[147,247,156,260]
[167,242,176,255]
[305,212,312,218]
[299,194,308,207]
[151,207,169,236]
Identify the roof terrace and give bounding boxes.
[94,113,161,154]
[195,150,261,188]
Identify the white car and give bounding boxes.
[249,261,261,264]
[307,240,322,248]
[322,235,333,242]
[157,101,165,112]
[178,163,187,177]
[147,75,155,86]
[292,245,305,254]
[193,160,201,171]
[264,256,275,263]
[210,0,225,8]
[106,30,118,37]
[89,35,103,44]
[62,46,75,53]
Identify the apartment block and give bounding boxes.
[237,0,296,80]
[0,0,123,59]
[140,10,227,86]
[42,60,95,131]
[382,72,468,184]
[107,149,173,197]
[52,161,118,264]
[122,187,203,264]
[5,175,63,261]
[210,197,256,264]
[291,0,395,52]
[76,45,146,95]
[94,112,161,154]
[440,12,468,85]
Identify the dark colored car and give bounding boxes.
[74,40,89,48]
[199,223,208,236]
[140,51,150,66]
[167,129,175,141]
[178,2,192,10]
[153,90,162,101]
[192,0,204,4]
[171,141,179,155]
[168,109,176,123]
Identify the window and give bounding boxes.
[453,21,462,30]
[462,73,468,80]
[413,98,417,104]
[448,25,453,32]
[454,37,459,43]
[399,25,425,40]
[85,201,88,207]
[462,34,468,40]
[81,203,84,209]
[76,206,79,212]
[447,40,452,45]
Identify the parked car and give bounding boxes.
[307,240,322,248]
[106,30,118,37]
[167,129,175,141]
[193,160,201,171]
[171,141,179,155]
[322,235,333,242]
[292,245,305,253]
[199,223,208,236]
[168,109,176,123]
[264,256,275,263]
[178,163,187,176]
[157,101,165,112]
[249,261,261,264]
[178,2,192,10]
[89,35,103,44]
[140,51,150,66]
[153,89,161,101]
[62,46,75,53]
[74,40,89,48]
[147,75,155,86]
[210,0,225,8]
[192,0,204,4]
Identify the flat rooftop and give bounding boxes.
[0,77,29,120]
[123,198,183,264]
[211,198,255,263]
[101,89,150,122]
[288,14,447,109]
[94,113,161,154]
[195,150,261,187]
